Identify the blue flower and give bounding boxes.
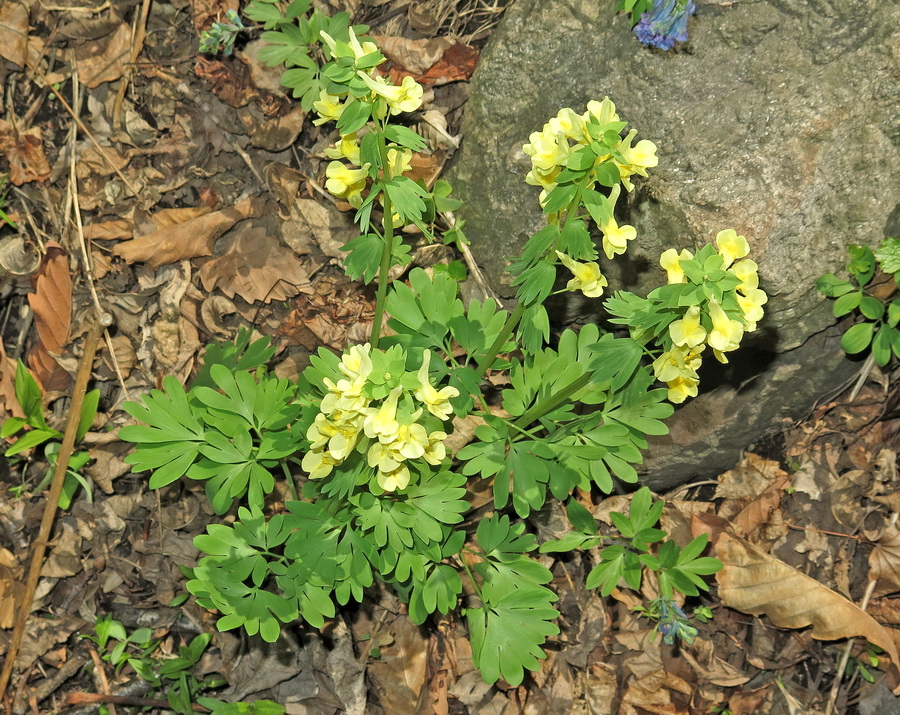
[634,0,696,51]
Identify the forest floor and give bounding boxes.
[1,1,900,714]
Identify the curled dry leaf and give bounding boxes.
[27,242,72,391]
[715,531,900,687]
[0,340,23,419]
[870,524,900,598]
[113,197,265,267]
[0,547,24,629]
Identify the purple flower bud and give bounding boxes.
[634,0,696,51]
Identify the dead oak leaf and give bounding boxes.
[74,22,132,88]
[0,120,51,185]
[113,198,264,267]
[27,242,72,391]
[0,2,28,68]
[716,531,900,688]
[198,225,311,304]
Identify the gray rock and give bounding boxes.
[447,0,900,487]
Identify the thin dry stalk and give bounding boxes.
[0,312,112,700]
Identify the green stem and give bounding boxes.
[458,548,484,604]
[280,459,299,501]
[369,128,395,349]
[512,372,592,429]
[475,302,526,379]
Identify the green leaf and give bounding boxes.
[816,273,855,298]
[832,290,861,317]
[467,585,559,686]
[859,296,885,321]
[841,321,874,354]
[848,244,876,286]
[566,499,598,535]
[336,99,371,134]
[557,219,594,261]
[4,427,59,456]
[873,325,894,367]
[14,360,47,428]
[76,389,100,442]
[383,125,428,152]
[875,237,900,275]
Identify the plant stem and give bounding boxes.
[512,372,592,429]
[458,548,484,604]
[369,127,395,349]
[475,301,526,378]
[280,460,299,501]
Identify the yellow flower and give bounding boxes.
[376,463,410,492]
[357,72,424,115]
[367,440,402,473]
[614,129,658,191]
[393,422,429,460]
[423,431,447,465]
[601,218,637,259]
[729,259,759,291]
[386,147,412,179]
[737,287,767,329]
[707,298,744,354]
[556,251,608,298]
[600,187,637,259]
[715,229,749,268]
[652,345,703,404]
[325,161,369,207]
[301,448,339,480]
[652,345,701,384]
[364,386,402,443]
[666,375,700,404]
[413,350,459,420]
[584,97,620,126]
[320,28,379,62]
[312,91,346,126]
[659,248,693,284]
[523,128,570,174]
[669,305,707,348]
[548,108,586,142]
[340,343,373,382]
[325,133,361,165]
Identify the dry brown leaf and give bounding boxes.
[374,35,454,74]
[113,198,264,266]
[74,23,132,88]
[869,524,900,598]
[27,242,72,391]
[378,42,479,86]
[198,225,311,303]
[0,339,23,420]
[366,616,427,712]
[715,452,788,501]
[0,120,51,185]
[682,638,750,687]
[282,197,359,259]
[0,2,28,68]
[619,669,692,715]
[0,550,24,629]
[867,598,900,625]
[716,531,900,682]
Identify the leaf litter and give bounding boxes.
[0,0,899,713]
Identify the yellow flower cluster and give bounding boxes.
[654,230,768,403]
[302,346,457,492]
[523,98,657,194]
[523,98,655,260]
[312,29,424,206]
